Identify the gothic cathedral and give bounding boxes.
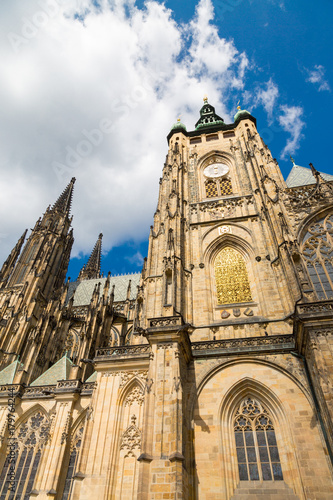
[0,99,333,499]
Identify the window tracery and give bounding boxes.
[62,425,84,500]
[234,397,283,482]
[0,411,50,499]
[214,247,252,304]
[302,213,333,300]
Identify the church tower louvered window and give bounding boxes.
[0,412,50,500]
[302,213,333,300]
[214,247,252,304]
[234,397,283,482]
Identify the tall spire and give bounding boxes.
[51,177,76,214]
[78,233,103,281]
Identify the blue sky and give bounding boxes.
[0,0,332,280]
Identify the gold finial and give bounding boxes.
[237,100,241,111]
[203,95,208,103]
[177,117,181,122]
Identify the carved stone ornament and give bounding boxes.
[120,415,141,457]
[119,370,148,388]
[124,386,144,406]
[221,310,230,319]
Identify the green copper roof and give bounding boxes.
[286,163,333,187]
[171,119,187,131]
[234,107,251,122]
[0,360,24,385]
[30,354,73,386]
[195,100,224,130]
[86,371,97,382]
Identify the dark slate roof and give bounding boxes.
[67,273,141,306]
[286,164,333,188]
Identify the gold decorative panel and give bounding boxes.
[205,180,218,198]
[214,247,252,304]
[220,178,233,195]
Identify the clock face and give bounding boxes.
[203,163,229,178]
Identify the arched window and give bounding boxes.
[302,213,333,300]
[234,397,283,482]
[214,247,252,304]
[62,425,84,500]
[0,411,49,499]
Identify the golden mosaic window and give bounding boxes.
[214,247,252,304]
[220,178,233,195]
[301,213,333,300]
[0,412,50,499]
[205,180,218,198]
[205,178,233,198]
[234,397,283,481]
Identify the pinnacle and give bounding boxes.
[78,233,103,281]
[51,177,76,215]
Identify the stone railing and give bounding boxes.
[81,382,97,394]
[191,334,295,356]
[95,344,151,358]
[23,385,56,398]
[149,316,182,328]
[297,300,333,316]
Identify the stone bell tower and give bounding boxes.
[0,178,75,372]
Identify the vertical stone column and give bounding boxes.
[32,381,80,499]
[138,319,191,500]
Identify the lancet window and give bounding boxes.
[234,397,283,482]
[214,247,252,304]
[301,213,333,300]
[62,425,84,500]
[0,411,50,499]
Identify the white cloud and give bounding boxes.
[0,0,252,264]
[305,65,330,92]
[278,105,305,158]
[125,251,144,267]
[0,0,306,267]
[254,78,279,121]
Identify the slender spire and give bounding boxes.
[51,177,76,215]
[78,233,103,281]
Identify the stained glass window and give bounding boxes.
[302,213,333,300]
[214,248,252,304]
[62,426,84,500]
[0,412,49,500]
[234,397,283,482]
